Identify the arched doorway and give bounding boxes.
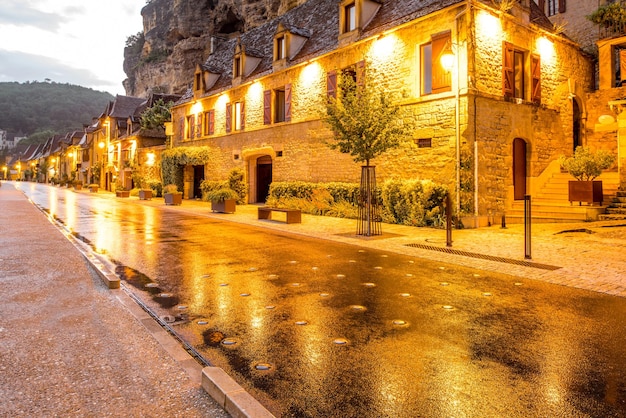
[513,138,527,200]
[572,99,582,152]
[256,155,273,203]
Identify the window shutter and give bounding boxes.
[178,117,184,141]
[208,110,215,135]
[531,54,541,104]
[225,103,232,133]
[538,0,545,12]
[558,0,566,13]
[240,101,245,130]
[327,70,337,99]
[431,32,451,93]
[285,84,292,122]
[356,60,366,87]
[502,43,514,98]
[263,90,271,125]
[189,115,195,138]
[196,113,202,138]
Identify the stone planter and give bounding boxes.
[88,185,98,193]
[164,192,182,205]
[139,189,153,200]
[74,184,83,191]
[211,199,236,213]
[116,190,130,198]
[568,180,603,206]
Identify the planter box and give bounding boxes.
[568,180,603,205]
[139,189,153,200]
[164,192,182,205]
[211,199,236,213]
[74,184,83,190]
[88,186,99,193]
[116,190,130,198]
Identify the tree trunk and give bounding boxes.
[357,165,382,236]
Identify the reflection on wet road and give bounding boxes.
[21,184,626,417]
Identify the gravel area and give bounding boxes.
[0,185,229,417]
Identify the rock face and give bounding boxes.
[123,0,307,98]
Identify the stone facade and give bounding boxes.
[169,0,617,225]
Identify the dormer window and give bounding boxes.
[233,56,242,78]
[339,0,381,46]
[276,35,286,60]
[344,3,356,32]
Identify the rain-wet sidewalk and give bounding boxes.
[82,184,626,299]
[0,183,230,417]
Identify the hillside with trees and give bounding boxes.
[0,81,114,144]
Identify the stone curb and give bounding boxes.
[28,194,275,418]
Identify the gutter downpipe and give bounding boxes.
[454,1,470,222]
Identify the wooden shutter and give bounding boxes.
[558,0,566,13]
[431,32,451,93]
[225,103,232,133]
[327,70,337,99]
[240,101,245,130]
[178,117,184,141]
[356,60,366,87]
[208,110,215,135]
[188,115,195,138]
[263,90,271,125]
[502,43,514,98]
[531,54,541,104]
[538,0,545,12]
[196,113,202,138]
[285,84,292,122]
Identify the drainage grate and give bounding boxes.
[404,243,561,271]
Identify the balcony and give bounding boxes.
[594,1,626,41]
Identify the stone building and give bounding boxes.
[169,0,619,226]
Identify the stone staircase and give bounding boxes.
[599,190,626,220]
[506,171,620,223]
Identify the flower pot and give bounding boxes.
[211,198,236,213]
[116,190,130,198]
[88,185,99,193]
[568,180,603,205]
[139,189,153,200]
[74,184,82,190]
[164,192,182,205]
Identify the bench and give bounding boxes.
[258,207,302,224]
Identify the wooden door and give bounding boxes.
[513,138,527,200]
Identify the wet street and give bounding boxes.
[19,183,626,417]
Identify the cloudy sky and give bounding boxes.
[0,0,145,96]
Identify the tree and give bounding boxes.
[321,71,415,235]
[140,99,173,130]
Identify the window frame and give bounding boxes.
[502,42,541,104]
[344,2,356,33]
[203,110,215,136]
[420,32,452,96]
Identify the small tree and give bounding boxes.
[559,146,615,181]
[321,71,415,235]
[140,99,173,130]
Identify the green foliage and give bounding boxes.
[200,180,228,199]
[204,188,239,202]
[161,146,211,190]
[228,168,247,204]
[126,32,144,51]
[146,180,163,197]
[0,81,113,140]
[267,179,448,227]
[140,99,173,130]
[588,3,626,26]
[559,146,616,181]
[163,184,180,194]
[142,48,171,64]
[321,72,415,166]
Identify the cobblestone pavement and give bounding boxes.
[0,183,230,418]
[2,181,625,417]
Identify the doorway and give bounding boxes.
[513,138,527,200]
[256,155,272,203]
[193,165,204,199]
[573,99,582,152]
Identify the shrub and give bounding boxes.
[559,146,616,181]
[163,184,180,194]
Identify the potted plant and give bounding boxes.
[559,146,616,206]
[115,179,130,198]
[73,180,83,190]
[206,188,238,213]
[88,183,99,193]
[163,183,182,205]
[138,183,153,200]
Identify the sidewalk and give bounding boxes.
[0,183,229,418]
[89,186,626,299]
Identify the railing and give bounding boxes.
[598,0,626,40]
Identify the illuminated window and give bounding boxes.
[226,102,245,132]
[503,42,541,104]
[186,115,195,139]
[420,32,451,95]
[234,56,242,78]
[344,3,356,32]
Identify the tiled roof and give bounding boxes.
[109,95,145,119]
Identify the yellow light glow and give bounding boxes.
[537,36,555,63]
[371,34,397,61]
[216,92,230,109]
[146,152,156,166]
[190,101,204,115]
[476,10,501,40]
[98,141,105,149]
[246,81,263,110]
[440,50,454,72]
[299,61,322,89]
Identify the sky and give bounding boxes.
[0,0,145,96]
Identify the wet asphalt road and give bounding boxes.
[20,183,626,417]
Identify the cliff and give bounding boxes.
[123,0,307,98]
